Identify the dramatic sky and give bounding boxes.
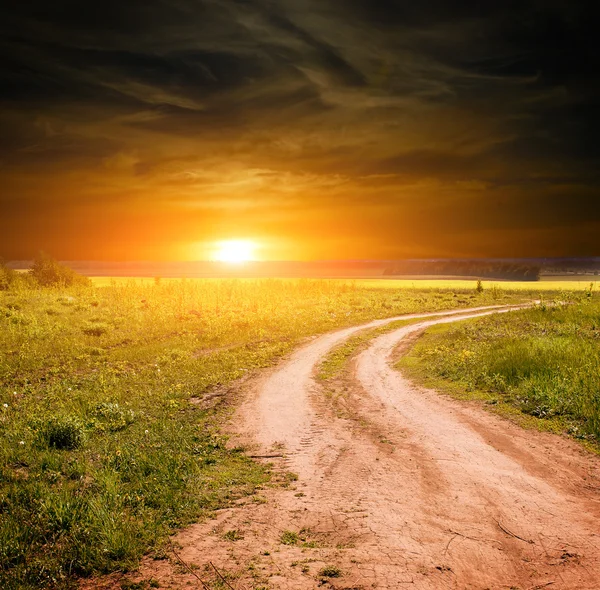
[1,0,599,260]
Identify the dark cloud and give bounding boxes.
[1,0,599,259]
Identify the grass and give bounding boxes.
[359,279,599,291]
[316,315,454,382]
[397,291,600,446]
[318,565,342,578]
[90,277,599,291]
[279,531,300,546]
[0,278,544,588]
[279,527,320,549]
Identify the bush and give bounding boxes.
[40,416,85,450]
[29,252,91,288]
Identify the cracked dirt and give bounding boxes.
[102,305,600,590]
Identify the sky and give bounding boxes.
[1,0,599,260]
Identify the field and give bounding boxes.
[398,291,600,445]
[115,281,600,590]
[0,278,540,589]
[89,277,599,291]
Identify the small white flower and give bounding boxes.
[68,387,72,391]
[2,403,8,408]
[144,429,149,434]
[19,441,24,445]
[13,391,17,395]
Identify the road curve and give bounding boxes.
[239,303,600,589]
[130,304,600,590]
[250,304,529,459]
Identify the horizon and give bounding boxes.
[7,255,600,264]
[6,256,599,282]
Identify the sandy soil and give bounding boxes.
[101,305,600,590]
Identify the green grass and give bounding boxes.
[279,530,300,546]
[0,279,535,588]
[317,319,422,382]
[316,314,465,382]
[397,292,600,445]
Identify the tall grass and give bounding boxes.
[399,294,600,441]
[0,279,529,588]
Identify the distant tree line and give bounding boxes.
[383,260,541,281]
[0,252,91,290]
[543,259,600,275]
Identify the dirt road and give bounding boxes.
[135,305,600,590]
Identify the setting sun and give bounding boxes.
[213,239,256,263]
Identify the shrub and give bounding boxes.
[29,252,91,288]
[40,416,85,450]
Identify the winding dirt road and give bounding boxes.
[135,305,600,590]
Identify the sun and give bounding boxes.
[213,239,256,263]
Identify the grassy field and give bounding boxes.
[398,289,600,446]
[0,278,540,589]
[89,277,599,291]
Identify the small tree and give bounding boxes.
[29,252,91,287]
[475,279,484,294]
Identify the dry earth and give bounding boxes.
[92,305,600,590]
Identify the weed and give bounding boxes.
[223,529,244,541]
[38,416,85,450]
[92,402,136,432]
[280,531,299,545]
[318,565,342,578]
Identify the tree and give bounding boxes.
[29,252,91,287]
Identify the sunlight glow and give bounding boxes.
[213,239,256,263]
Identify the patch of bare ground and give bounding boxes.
[87,305,600,590]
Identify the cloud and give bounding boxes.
[0,0,599,259]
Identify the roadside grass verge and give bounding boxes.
[397,293,600,449]
[0,279,535,588]
[316,304,536,384]
[316,321,411,382]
